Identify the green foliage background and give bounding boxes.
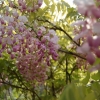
[0,0,100,100]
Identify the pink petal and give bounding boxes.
[71,20,85,27]
[92,22,100,34]
[81,43,90,53]
[86,52,95,65]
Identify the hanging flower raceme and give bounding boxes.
[0,1,59,84]
[72,0,100,71]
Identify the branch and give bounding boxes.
[37,19,80,46]
[65,58,70,84]
[58,48,86,60]
[70,65,77,75]
[1,81,41,100]
[50,66,56,97]
[0,74,41,100]
[7,65,28,89]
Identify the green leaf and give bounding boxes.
[41,95,54,100]
[91,82,100,94]
[57,3,60,12]
[81,72,90,85]
[93,58,100,65]
[37,6,49,16]
[62,0,70,8]
[44,0,50,6]
[68,88,76,100]
[60,83,85,100]
[0,59,6,73]
[51,4,55,14]
[85,92,95,100]
[91,71,100,80]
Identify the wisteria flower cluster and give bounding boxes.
[0,0,59,83]
[9,0,43,12]
[72,0,100,71]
